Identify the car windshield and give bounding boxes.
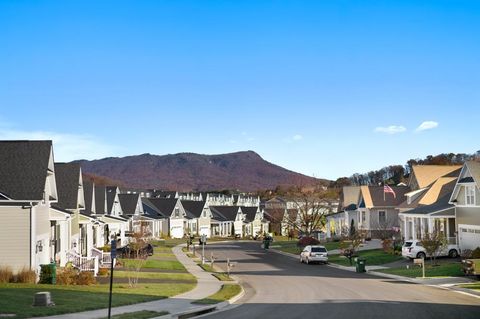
[404,242,413,247]
[311,247,327,253]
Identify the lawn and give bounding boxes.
[459,283,480,291]
[328,249,403,266]
[0,238,195,318]
[0,282,194,318]
[99,310,169,319]
[197,262,234,281]
[194,284,242,304]
[274,240,341,255]
[378,262,465,278]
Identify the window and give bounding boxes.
[379,211,386,224]
[174,208,180,218]
[466,185,475,206]
[362,212,366,222]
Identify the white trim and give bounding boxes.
[465,185,476,206]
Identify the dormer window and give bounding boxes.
[466,185,476,206]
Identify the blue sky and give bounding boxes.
[0,1,479,180]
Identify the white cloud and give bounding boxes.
[416,121,439,132]
[0,127,121,161]
[293,134,303,141]
[374,125,407,134]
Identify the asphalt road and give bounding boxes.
[201,241,480,319]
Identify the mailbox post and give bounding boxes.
[108,239,117,319]
[414,258,425,278]
[201,234,207,265]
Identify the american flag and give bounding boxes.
[384,185,396,198]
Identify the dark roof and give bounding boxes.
[95,185,106,214]
[118,193,140,215]
[142,198,168,219]
[458,176,474,183]
[55,163,82,210]
[345,204,357,211]
[50,204,74,215]
[397,188,429,209]
[82,180,94,215]
[263,208,284,223]
[181,200,206,219]
[241,206,258,222]
[146,198,178,216]
[0,140,52,200]
[209,206,240,222]
[402,180,457,215]
[106,186,118,214]
[367,186,411,207]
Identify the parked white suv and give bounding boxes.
[402,240,459,259]
[300,245,328,264]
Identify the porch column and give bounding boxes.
[428,218,433,234]
[420,218,424,239]
[403,217,408,240]
[446,219,450,242]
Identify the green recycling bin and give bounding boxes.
[355,257,366,273]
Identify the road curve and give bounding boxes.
[201,241,479,319]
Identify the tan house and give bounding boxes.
[0,141,58,274]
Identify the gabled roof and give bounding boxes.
[55,163,82,210]
[106,186,118,214]
[209,206,240,222]
[263,208,284,223]
[118,193,140,215]
[360,186,410,208]
[142,198,168,219]
[181,200,206,219]
[341,186,361,210]
[146,198,179,217]
[410,165,462,189]
[465,161,480,186]
[401,180,457,216]
[241,206,258,222]
[418,177,458,205]
[82,180,94,215]
[95,185,106,214]
[0,140,52,200]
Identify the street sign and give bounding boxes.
[110,240,117,259]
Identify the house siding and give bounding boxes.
[456,206,480,226]
[0,206,31,273]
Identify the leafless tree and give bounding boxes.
[420,230,447,265]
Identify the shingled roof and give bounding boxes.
[118,193,140,215]
[106,186,118,214]
[55,163,83,210]
[181,200,206,219]
[360,186,410,208]
[410,165,462,189]
[142,198,168,219]
[402,180,457,216]
[95,185,106,214]
[241,206,258,222]
[146,198,178,217]
[465,161,480,186]
[0,140,53,200]
[210,206,240,222]
[82,180,94,215]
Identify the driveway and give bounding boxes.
[201,241,480,319]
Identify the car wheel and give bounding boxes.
[449,249,458,258]
[417,252,426,259]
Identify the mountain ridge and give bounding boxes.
[74,150,327,191]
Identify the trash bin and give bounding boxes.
[39,263,56,284]
[355,257,366,273]
[263,237,271,249]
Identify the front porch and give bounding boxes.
[401,208,457,245]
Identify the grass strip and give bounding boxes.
[193,284,241,304]
[99,310,169,319]
[378,262,464,278]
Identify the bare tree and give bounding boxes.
[420,230,447,265]
[282,185,335,236]
[122,223,151,288]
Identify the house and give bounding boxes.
[400,178,458,244]
[118,193,150,236]
[326,186,361,238]
[209,206,240,237]
[263,208,284,235]
[449,161,480,251]
[281,208,300,236]
[141,198,169,238]
[235,194,260,207]
[146,198,187,238]
[0,140,58,274]
[95,185,129,246]
[241,206,268,237]
[181,200,212,237]
[356,185,410,239]
[206,193,234,206]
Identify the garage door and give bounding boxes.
[458,224,480,251]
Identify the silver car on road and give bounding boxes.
[300,245,328,264]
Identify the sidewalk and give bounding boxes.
[271,248,480,299]
[38,245,224,319]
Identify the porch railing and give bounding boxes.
[67,251,99,276]
[91,248,114,267]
